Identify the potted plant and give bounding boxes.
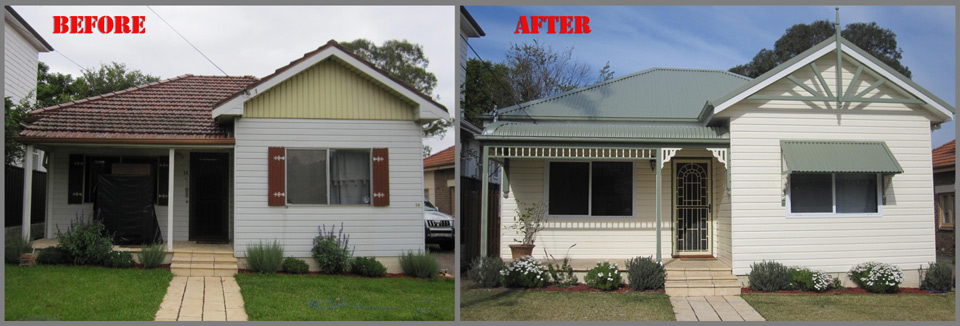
[507,201,546,259]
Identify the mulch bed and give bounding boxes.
[469,283,665,293]
[741,287,952,295]
[237,269,453,280]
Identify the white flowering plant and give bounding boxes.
[500,255,548,288]
[849,261,903,293]
[787,267,839,292]
[584,261,623,291]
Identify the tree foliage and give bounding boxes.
[4,97,33,165]
[462,40,615,126]
[730,20,910,78]
[36,61,160,108]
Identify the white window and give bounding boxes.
[787,173,881,216]
[547,161,633,217]
[286,149,371,205]
[937,193,955,229]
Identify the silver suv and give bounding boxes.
[424,200,454,250]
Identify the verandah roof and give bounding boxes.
[479,121,728,143]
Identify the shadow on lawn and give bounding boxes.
[460,289,523,308]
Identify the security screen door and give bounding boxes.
[674,159,711,255]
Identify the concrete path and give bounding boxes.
[670,296,765,321]
[154,276,248,321]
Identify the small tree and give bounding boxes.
[508,201,547,245]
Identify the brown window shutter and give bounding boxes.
[157,156,169,206]
[268,147,286,206]
[67,154,85,204]
[372,148,390,206]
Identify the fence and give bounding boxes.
[460,176,500,267]
[5,165,47,227]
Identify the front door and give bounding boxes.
[190,152,229,241]
[674,159,712,256]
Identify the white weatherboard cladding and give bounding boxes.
[724,56,936,275]
[44,147,203,242]
[233,118,425,258]
[499,149,729,261]
[4,22,40,103]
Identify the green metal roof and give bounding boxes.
[478,121,729,143]
[495,68,751,120]
[781,140,903,174]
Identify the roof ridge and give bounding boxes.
[28,74,196,116]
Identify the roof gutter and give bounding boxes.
[15,137,236,146]
[474,135,729,144]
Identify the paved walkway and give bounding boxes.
[670,296,765,321]
[154,276,248,321]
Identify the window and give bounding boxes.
[788,173,880,216]
[547,161,633,216]
[937,193,955,229]
[285,148,371,205]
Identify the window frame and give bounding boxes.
[937,192,955,229]
[786,172,883,218]
[543,160,635,219]
[284,147,373,206]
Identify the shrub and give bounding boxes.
[106,251,135,268]
[4,233,33,264]
[312,223,354,274]
[850,261,903,293]
[501,256,548,288]
[56,213,114,265]
[468,256,505,288]
[546,257,579,288]
[787,267,837,292]
[399,250,440,279]
[245,240,285,274]
[283,257,310,274]
[35,247,71,265]
[138,243,166,269]
[748,260,789,292]
[922,262,953,292]
[626,256,665,291]
[584,261,623,291]
[351,257,387,277]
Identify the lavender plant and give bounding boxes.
[312,223,355,274]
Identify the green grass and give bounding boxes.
[235,273,454,321]
[742,294,956,321]
[461,289,676,321]
[4,264,173,321]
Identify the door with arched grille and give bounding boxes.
[674,159,712,256]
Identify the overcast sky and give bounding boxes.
[466,5,956,148]
[13,5,456,153]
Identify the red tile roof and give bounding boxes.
[424,146,455,169]
[19,75,258,144]
[933,140,955,169]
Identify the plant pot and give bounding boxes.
[509,244,535,259]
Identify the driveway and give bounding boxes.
[429,246,455,277]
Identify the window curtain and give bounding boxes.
[330,150,371,204]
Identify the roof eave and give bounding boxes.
[15,136,235,146]
[4,6,53,52]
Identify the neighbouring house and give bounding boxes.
[424,146,455,215]
[475,35,954,294]
[16,40,447,274]
[932,140,955,258]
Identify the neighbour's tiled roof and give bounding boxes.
[933,140,955,169]
[424,146,455,169]
[20,75,258,144]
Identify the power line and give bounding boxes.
[461,34,536,124]
[56,51,85,71]
[146,6,228,76]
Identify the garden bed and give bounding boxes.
[237,269,453,279]
[741,287,952,295]
[468,282,664,293]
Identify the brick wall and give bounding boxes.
[433,168,455,216]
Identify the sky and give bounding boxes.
[465,5,956,148]
[12,5,456,153]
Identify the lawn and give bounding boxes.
[742,294,956,321]
[234,273,455,321]
[4,264,174,321]
[460,289,676,321]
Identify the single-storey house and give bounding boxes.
[475,35,954,294]
[932,140,955,258]
[17,40,447,274]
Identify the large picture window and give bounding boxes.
[548,161,633,216]
[788,173,880,216]
[286,148,371,205]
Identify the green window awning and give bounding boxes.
[781,140,903,174]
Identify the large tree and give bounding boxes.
[730,20,911,78]
[462,40,615,126]
[339,39,450,141]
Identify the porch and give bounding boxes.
[32,239,237,276]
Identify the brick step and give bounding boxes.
[171,255,238,264]
[666,274,739,282]
[171,266,237,277]
[666,285,741,296]
[667,280,741,288]
[666,270,735,277]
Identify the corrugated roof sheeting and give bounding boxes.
[481,121,728,141]
[496,68,751,120]
[781,140,903,174]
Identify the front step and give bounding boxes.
[170,252,238,277]
[664,260,741,296]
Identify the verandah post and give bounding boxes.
[167,149,175,251]
[22,144,34,241]
[479,146,490,257]
[655,149,662,263]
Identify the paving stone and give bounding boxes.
[686,296,721,321]
[226,308,248,321]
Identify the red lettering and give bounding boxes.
[578,16,591,34]
[53,16,69,33]
[515,16,529,34]
[70,16,83,33]
[115,16,131,33]
[547,16,558,33]
[97,16,112,33]
[83,16,97,34]
[132,16,145,33]
[560,16,573,33]
[532,16,548,34]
